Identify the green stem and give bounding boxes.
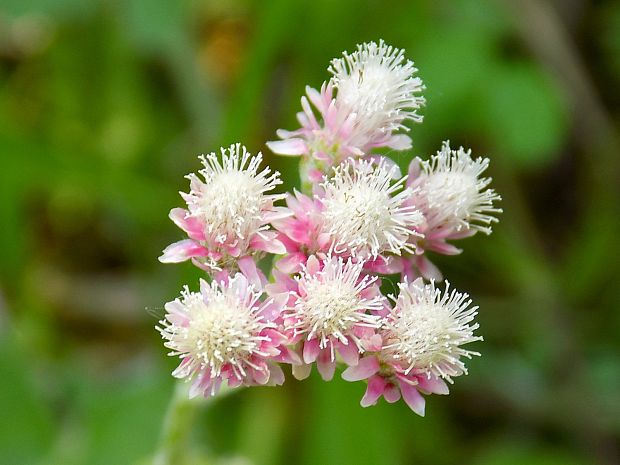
[299,156,316,194]
[153,382,201,465]
[153,382,236,465]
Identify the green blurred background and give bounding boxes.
[1,0,619,464]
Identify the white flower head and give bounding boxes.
[183,143,284,246]
[320,160,424,259]
[157,274,275,382]
[414,141,502,234]
[382,279,482,382]
[329,40,425,138]
[290,256,384,358]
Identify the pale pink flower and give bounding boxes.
[408,141,502,248]
[157,273,297,397]
[159,143,289,278]
[271,160,423,273]
[403,141,502,280]
[319,159,423,260]
[270,190,330,274]
[267,40,425,172]
[280,255,385,381]
[328,40,425,147]
[342,278,481,415]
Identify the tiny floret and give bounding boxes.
[411,141,502,235]
[157,274,286,396]
[267,41,426,176]
[185,143,284,245]
[320,160,423,259]
[329,39,426,138]
[159,143,288,269]
[382,279,482,382]
[290,256,383,355]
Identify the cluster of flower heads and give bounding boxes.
[157,40,501,416]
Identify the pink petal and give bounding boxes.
[275,346,302,365]
[250,233,287,254]
[306,85,323,110]
[213,269,230,285]
[401,257,418,283]
[324,99,339,129]
[364,256,403,274]
[169,208,206,241]
[191,257,215,272]
[399,381,426,416]
[303,338,320,363]
[159,240,207,263]
[271,218,303,242]
[339,112,357,139]
[264,282,288,295]
[305,255,320,275]
[227,375,244,389]
[316,349,336,381]
[292,363,312,380]
[252,367,270,385]
[284,192,302,216]
[361,334,383,352]
[286,223,313,244]
[386,134,412,151]
[417,376,450,395]
[272,269,297,291]
[225,243,241,257]
[312,150,331,162]
[297,110,310,128]
[308,168,324,183]
[429,241,462,256]
[383,383,401,403]
[407,158,422,181]
[317,233,332,250]
[342,356,379,382]
[189,370,213,398]
[276,253,307,274]
[171,357,192,379]
[366,155,402,178]
[164,300,188,324]
[276,128,298,139]
[417,255,443,281]
[260,293,287,320]
[267,364,285,386]
[238,256,265,288]
[361,375,387,407]
[296,191,318,213]
[266,139,308,156]
[337,340,360,367]
[262,207,294,222]
[300,96,319,128]
[449,228,477,240]
[262,328,287,346]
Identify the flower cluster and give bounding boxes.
[157,40,501,415]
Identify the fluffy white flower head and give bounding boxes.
[329,40,425,138]
[382,279,482,382]
[291,256,384,357]
[320,160,423,258]
[183,143,284,245]
[416,141,502,234]
[158,275,274,381]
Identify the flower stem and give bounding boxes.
[152,382,236,465]
[153,382,201,465]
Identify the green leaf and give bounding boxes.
[0,336,54,464]
[482,63,568,167]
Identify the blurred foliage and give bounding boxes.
[0,0,619,464]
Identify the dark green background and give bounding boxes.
[1,0,619,464]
